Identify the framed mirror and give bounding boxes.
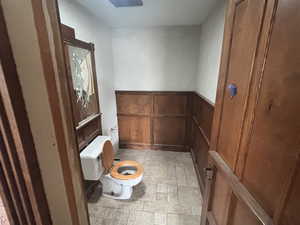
[67,44,98,123]
[62,24,102,151]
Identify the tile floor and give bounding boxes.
[0,197,9,225]
[88,149,202,225]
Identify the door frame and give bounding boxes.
[0,3,52,224]
[0,0,90,224]
[28,0,90,224]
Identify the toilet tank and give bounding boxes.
[80,136,111,180]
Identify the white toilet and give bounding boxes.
[80,136,144,200]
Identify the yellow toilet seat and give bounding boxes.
[110,160,144,180]
[100,139,144,181]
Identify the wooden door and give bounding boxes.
[212,0,268,168]
[202,0,300,225]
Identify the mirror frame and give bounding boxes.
[61,24,102,151]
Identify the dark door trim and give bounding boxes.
[0,3,52,224]
[30,0,90,224]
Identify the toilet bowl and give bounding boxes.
[101,160,144,199]
[80,136,144,200]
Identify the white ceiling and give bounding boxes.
[74,0,220,27]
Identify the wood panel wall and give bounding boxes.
[116,91,192,152]
[116,91,215,192]
[190,92,215,192]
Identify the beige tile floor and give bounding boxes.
[88,149,202,225]
[0,197,9,225]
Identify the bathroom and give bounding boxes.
[2,0,299,224]
[57,0,225,224]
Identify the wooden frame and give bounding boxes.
[61,24,102,151]
[0,3,52,224]
[29,0,90,224]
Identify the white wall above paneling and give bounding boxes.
[196,0,227,103]
[112,26,201,91]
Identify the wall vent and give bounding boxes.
[109,0,143,8]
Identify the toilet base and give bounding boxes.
[103,185,133,200]
[101,175,135,200]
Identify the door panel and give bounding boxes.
[216,0,267,167]
[229,199,261,225]
[281,166,300,225]
[240,0,300,220]
[204,0,300,225]
[210,173,231,225]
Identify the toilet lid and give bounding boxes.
[101,140,114,170]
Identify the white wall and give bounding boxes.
[58,0,226,146]
[112,26,201,91]
[58,0,119,148]
[196,0,226,103]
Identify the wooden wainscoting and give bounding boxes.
[190,92,215,192]
[116,91,215,192]
[116,91,192,152]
